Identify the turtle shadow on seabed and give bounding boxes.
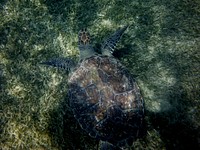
[48,91,200,150]
[145,82,200,150]
[46,56,200,150]
[47,67,200,149]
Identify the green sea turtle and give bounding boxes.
[42,25,144,149]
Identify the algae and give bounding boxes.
[0,0,200,149]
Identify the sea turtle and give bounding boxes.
[41,25,145,149]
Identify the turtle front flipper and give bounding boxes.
[101,25,128,56]
[78,28,96,60]
[40,57,77,72]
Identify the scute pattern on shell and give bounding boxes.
[68,55,144,146]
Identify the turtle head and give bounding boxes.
[78,28,96,60]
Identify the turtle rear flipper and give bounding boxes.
[101,25,128,56]
[40,57,77,72]
[99,141,120,150]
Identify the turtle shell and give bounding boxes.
[68,55,144,146]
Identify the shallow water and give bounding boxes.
[0,0,200,149]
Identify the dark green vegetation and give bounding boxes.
[0,0,200,149]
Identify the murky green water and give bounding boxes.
[0,0,200,149]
